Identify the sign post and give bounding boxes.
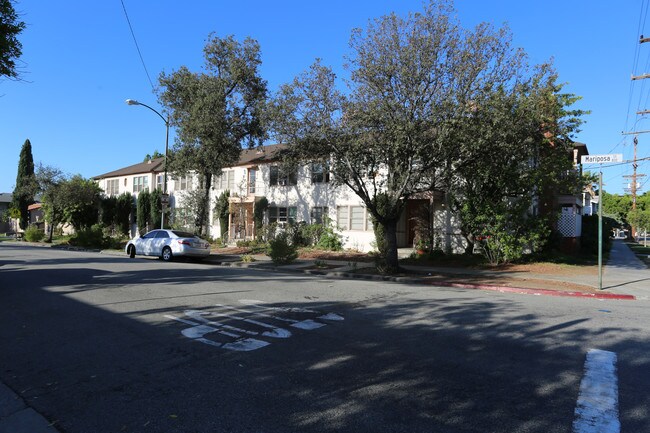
[581,154,621,290]
[598,171,603,290]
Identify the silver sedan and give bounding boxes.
[125,229,211,261]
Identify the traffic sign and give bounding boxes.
[581,154,623,164]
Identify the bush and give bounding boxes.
[581,215,616,255]
[24,226,45,242]
[69,224,107,248]
[317,229,343,251]
[267,232,298,265]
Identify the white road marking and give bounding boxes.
[240,300,345,322]
[215,304,326,330]
[184,310,269,337]
[318,313,344,321]
[573,349,620,433]
[239,299,319,314]
[165,303,344,352]
[164,314,270,351]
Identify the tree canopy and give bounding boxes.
[158,33,267,235]
[270,0,586,270]
[0,0,25,80]
[12,138,36,229]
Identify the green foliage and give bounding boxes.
[240,254,255,263]
[270,2,586,272]
[602,192,632,224]
[136,190,151,235]
[158,33,267,235]
[469,207,551,265]
[23,225,44,242]
[69,224,106,248]
[149,188,162,229]
[581,215,616,255]
[100,196,117,228]
[59,175,102,231]
[267,232,298,265]
[116,193,134,236]
[253,197,268,239]
[12,139,36,230]
[0,0,25,79]
[214,190,230,240]
[143,151,164,162]
[627,208,650,236]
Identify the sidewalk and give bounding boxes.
[0,382,58,433]
[599,239,650,299]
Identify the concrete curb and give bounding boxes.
[0,383,59,433]
[7,244,636,300]
[203,259,637,300]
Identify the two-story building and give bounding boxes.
[94,141,590,253]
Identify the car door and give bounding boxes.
[138,230,158,256]
[152,230,171,256]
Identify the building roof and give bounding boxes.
[28,203,42,211]
[0,193,12,204]
[236,144,286,166]
[93,157,165,180]
[93,144,287,180]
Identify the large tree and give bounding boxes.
[449,66,586,258]
[0,0,25,80]
[158,34,267,235]
[35,163,68,242]
[270,1,565,272]
[12,138,36,229]
[59,176,102,231]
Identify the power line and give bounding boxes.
[120,0,155,90]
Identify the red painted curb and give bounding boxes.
[426,281,636,300]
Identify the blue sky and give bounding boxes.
[1,1,648,195]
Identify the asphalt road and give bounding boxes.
[1,243,649,433]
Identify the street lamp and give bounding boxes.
[125,99,170,229]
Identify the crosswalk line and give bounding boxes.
[215,304,326,330]
[573,349,620,433]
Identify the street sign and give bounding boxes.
[581,154,623,164]
[161,193,170,204]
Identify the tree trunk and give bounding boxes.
[381,218,400,274]
[200,172,213,237]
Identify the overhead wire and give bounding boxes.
[120,0,155,90]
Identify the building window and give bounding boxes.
[156,175,163,191]
[268,206,297,225]
[310,206,328,224]
[270,166,297,186]
[311,162,330,184]
[248,168,257,194]
[105,179,119,196]
[133,176,149,193]
[217,170,235,191]
[174,175,192,191]
[337,205,373,231]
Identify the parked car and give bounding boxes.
[125,229,211,261]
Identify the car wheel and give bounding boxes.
[161,246,173,262]
[128,245,135,258]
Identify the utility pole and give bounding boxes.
[623,34,650,237]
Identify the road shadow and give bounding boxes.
[0,255,648,432]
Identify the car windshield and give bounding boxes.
[172,231,198,239]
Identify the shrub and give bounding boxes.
[24,226,45,242]
[267,232,298,265]
[241,254,255,263]
[69,224,107,248]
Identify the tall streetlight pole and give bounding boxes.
[125,99,170,229]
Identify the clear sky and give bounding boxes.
[1,0,648,195]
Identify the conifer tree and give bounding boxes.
[12,138,36,229]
